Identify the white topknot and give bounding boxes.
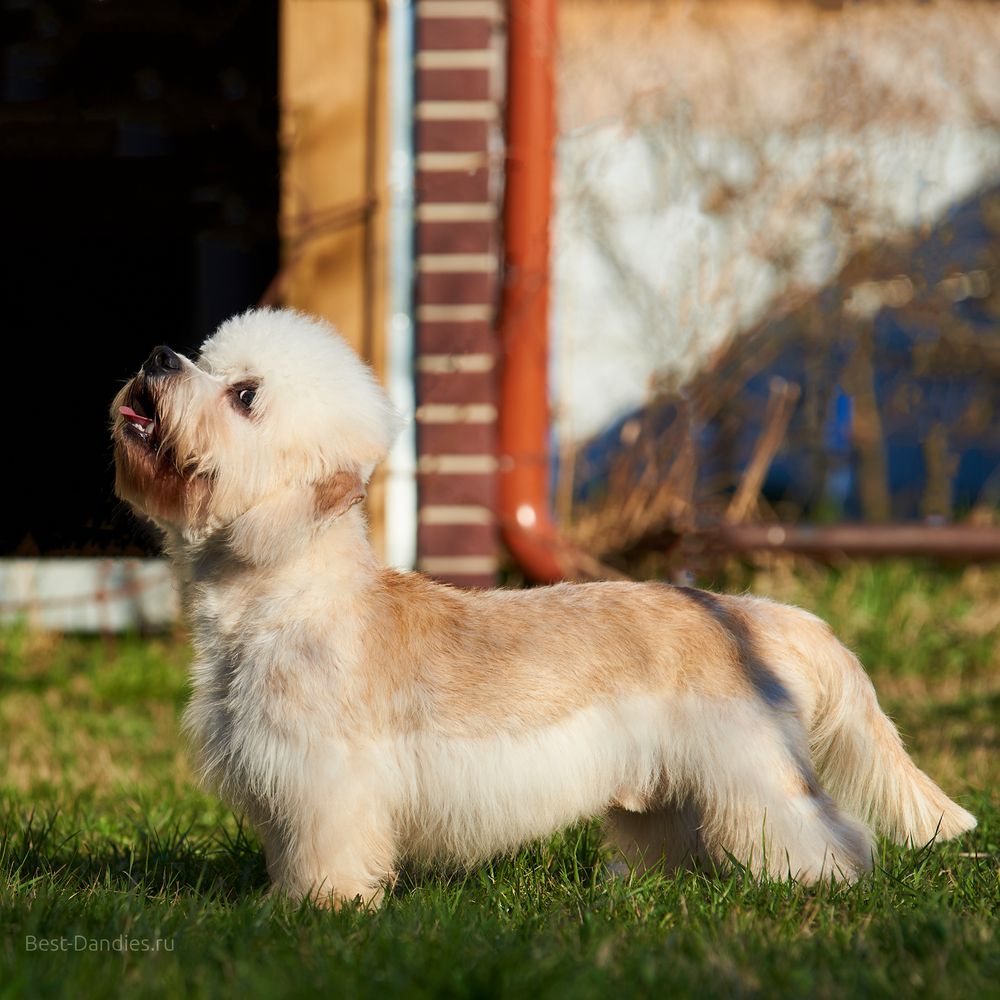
[199,308,403,481]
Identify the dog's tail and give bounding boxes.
[807,631,976,846]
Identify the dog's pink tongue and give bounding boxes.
[119,405,153,427]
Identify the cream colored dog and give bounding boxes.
[111,308,975,906]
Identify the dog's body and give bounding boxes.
[112,308,975,905]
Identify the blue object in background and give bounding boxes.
[569,184,1000,524]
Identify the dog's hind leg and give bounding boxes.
[694,707,876,883]
[603,797,709,876]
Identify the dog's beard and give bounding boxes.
[111,376,208,530]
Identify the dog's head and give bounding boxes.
[111,308,402,562]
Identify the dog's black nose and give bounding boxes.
[144,345,182,377]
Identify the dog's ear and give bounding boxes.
[313,470,366,525]
[226,470,367,566]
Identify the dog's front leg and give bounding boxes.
[259,790,398,910]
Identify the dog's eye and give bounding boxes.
[230,382,259,416]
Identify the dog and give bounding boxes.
[111,307,976,906]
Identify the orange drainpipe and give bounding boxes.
[497,0,577,584]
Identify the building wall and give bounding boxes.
[554,0,1000,444]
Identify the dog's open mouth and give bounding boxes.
[119,386,158,448]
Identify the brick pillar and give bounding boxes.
[414,0,503,588]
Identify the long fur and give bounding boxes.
[111,307,976,906]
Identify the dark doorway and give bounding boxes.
[2,1,279,555]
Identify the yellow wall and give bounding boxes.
[279,0,389,549]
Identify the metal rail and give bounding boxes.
[714,523,1000,560]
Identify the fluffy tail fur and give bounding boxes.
[809,640,976,846]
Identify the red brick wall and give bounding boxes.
[413,0,504,588]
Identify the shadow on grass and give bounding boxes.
[0,805,269,903]
[387,823,610,902]
[3,800,992,918]
[1,804,613,912]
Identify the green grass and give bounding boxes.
[2,562,998,998]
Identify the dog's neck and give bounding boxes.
[163,503,380,598]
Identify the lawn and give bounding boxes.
[1,561,997,998]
